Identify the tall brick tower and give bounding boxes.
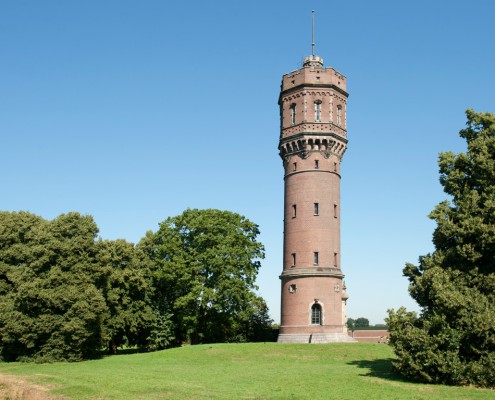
[277,47,353,343]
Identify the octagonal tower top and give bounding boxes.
[280,61,347,94]
[303,54,324,68]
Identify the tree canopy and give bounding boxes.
[0,212,107,361]
[387,110,495,388]
[149,209,268,345]
[347,317,370,330]
[0,208,271,361]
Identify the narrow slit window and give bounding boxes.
[334,162,337,172]
[292,253,296,267]
[314,203,319,216]
[315,101,322,122]
[292,204,297,218]
[337,105,342,126]
[334,204,338,218]
[293,162,297,171]
[334,252,338,267]
[315,160,319,169]
[314,252,319,265]
[290,104,296,125]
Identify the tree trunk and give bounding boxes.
[108,338,117,355]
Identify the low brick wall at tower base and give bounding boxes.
[349,330,389,343]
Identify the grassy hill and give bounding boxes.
[0,343,493,399]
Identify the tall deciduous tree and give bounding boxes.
[150,209,265,345]
[98,239,172,353]
[0,212,107,362]
[387,110,495,388]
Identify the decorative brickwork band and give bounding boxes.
[279,135,347,167]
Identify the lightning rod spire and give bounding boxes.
[303,10,323,67]
[312,10,315,57]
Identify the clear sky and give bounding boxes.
[1,1,494,324]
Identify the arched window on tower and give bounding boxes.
[311,303,322,325]
[290,104,296,125]
[337,105,342,126]
[315,101,322,122]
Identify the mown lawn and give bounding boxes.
[0,342,493,399]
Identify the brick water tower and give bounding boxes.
[277,23,353,343]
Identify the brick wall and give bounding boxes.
[349,330,389,343]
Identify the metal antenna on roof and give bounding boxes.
[312,10,315,57]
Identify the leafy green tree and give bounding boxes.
[0,211,47,297]
[0,212,108,362]
[136,230,175,351]
[150,209,265,345]
[227,294,274,343]
[355,318,370,329]
[97,239,173,353]
[346,317,369,330]
[387,110,495,388]
[244,295,274,342]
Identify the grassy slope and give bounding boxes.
[0,343,493,399]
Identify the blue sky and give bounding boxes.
[1,1,494,324]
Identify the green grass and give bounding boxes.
[0,343,493,399]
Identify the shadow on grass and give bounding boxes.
[97,347,143,358]
[347,358,406,382]
[114,347,145,356]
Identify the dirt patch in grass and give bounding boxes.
[0,375,63,400]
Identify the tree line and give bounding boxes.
[346,317,370,330]
[0,208,272,362]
